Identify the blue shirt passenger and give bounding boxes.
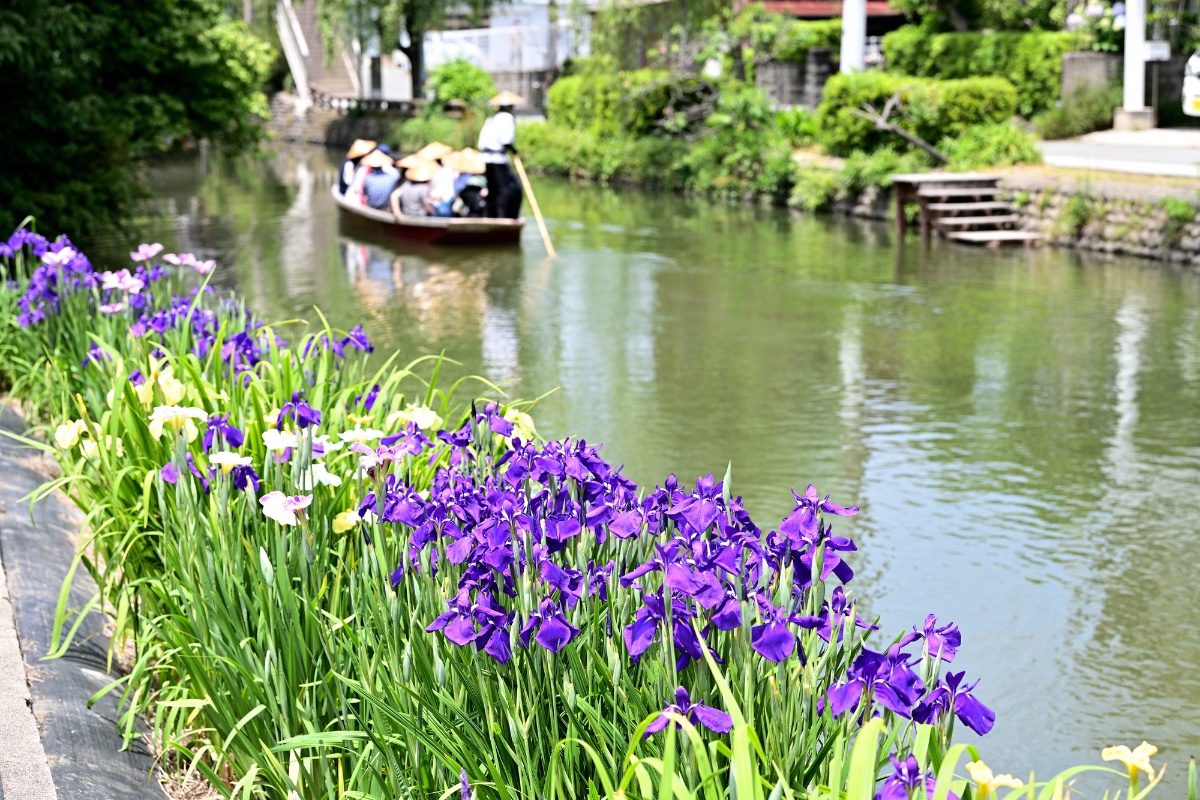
[364,167,399,210]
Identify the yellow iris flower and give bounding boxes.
[1102,742,1157,780]
[966,760,1024,799]
[332,510,360,534]
[54,419,87,450]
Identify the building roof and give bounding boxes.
[757,0,900,16]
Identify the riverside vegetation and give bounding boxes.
[0,225,1190,799]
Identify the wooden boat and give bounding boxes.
[332,187,525,246]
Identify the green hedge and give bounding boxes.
[546,68,675,137]
[771,18,840,62]
[882,26,1082,117]
[815,73,1019,156]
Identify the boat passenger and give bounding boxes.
[390,158,437,217]
[445,149,489,218]
[339,139,377,195]
[477,91,524,219]
[418,142,458,217]
[361,150,400,210]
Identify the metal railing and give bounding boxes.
[277,0,311,109]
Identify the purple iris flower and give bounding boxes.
[875,755,927,800]
[342,325,373,353]
[825,647,925,719]
[202,414,245,451]
[793,586,876,643]
[277,392,321,429]
[81,342,111,368]
[128,370,145,387]
[231,464,260,493]
[751,596,797,663]
[355,383,381,412]
[899,615,960,663]
[479,402,514,436]
[666,473,724,536]
[519,597,580,653]
[160,454,210,493]
[913,671,995,735]
[460,770,472,800]
[426,599,481,647]
[644,687,733,737]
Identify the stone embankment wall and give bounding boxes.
[268,93,399,148]
[1001,175,1200,267]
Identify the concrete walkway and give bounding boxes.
[1039,128,1200,177]
[0,406,166,800]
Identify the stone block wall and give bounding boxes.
[756,48,835,109]
[267,93,403,148]
[1003,176,1200,267]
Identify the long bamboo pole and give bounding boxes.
[512,155,556,259]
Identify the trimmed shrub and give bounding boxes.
[545,65,674,137]
[815,73,1018,156]
[1032,83,1123,140]
[426,59,496,106]
[941,122,1043,169]
[771,18,841,62]
[883,26,1082,116]
[392,112,482,152]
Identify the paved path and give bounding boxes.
[0,407,166,800]
[1039,128,1200,177]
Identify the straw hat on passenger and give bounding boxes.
[396,154,422,169]
[360,149,395,169]
[488,90,524,107]
[404,158,438,182]
[416,141,455,161]
[346,139,377,159]
[444,148,486,175]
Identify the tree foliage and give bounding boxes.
[0,0,274,241]
[427,59,497,106]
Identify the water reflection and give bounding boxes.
[93,145,1200,792]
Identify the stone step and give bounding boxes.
[937,215,1019,228]
[926,201,1012,213]
[918,186,1003,198]
[945,230,1042,246]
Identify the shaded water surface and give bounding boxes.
[97,146,1200,786]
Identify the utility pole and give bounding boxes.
[840,0,866,74]
[1116,0,1155,129]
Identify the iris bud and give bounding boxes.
[403,642,412,682]
[259,547,274,584]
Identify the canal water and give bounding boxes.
[101,145,1200,787]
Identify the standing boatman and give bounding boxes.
[477,90,524,219]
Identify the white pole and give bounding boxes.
[840,0,866,74]
[1123,0,1146,110]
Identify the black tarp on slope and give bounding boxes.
[0,407,166,800]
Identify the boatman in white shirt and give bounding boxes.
[477,90,524,219]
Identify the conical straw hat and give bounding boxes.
[488,90,524,107]
[396,154,422,169]
[445,148,486,174]
[416,142,455,161]
[360,149,395,169]
[404,158,438,182]
[346,139,377,159]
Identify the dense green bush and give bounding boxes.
[771,18,841,62]
[940,121,1042,169]
[426,59,496,106]
[1032,83,1123,139]
[776,107,819,147]
[727,6,840,67]
[815,73,1018,156]
[545,62,710,139]
[392,111,483,151]
[527,82,795,200]
[883,26,1082,116]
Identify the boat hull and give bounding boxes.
[332,187,524,246]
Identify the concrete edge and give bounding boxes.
[0,553,58,800]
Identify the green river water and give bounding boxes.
[97,145,1200,789]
